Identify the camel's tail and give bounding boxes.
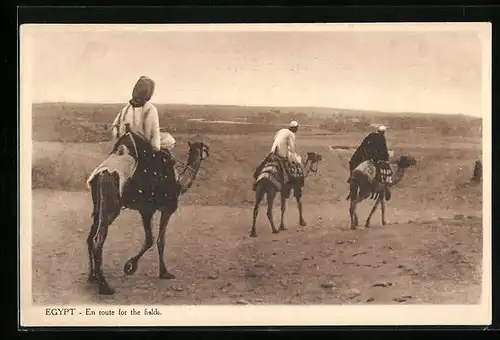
[346,179,359,201]
[346,178,352,200]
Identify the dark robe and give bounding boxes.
[349,132,389,172]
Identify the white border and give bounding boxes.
[19,22,492,327]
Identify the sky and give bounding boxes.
[26,25,487,117]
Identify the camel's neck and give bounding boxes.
[178,151,203,194]
[303,160,318,178]
[390,164,405,185]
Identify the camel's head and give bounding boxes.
[187,140,210,163]
[306,152,322,163]
[396,155,417,169]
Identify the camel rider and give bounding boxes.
[348,125,390,181]
[111,76,179,181]
[270,120,302,165]
[254,121,302,184]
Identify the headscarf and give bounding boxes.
[129,76,155,108]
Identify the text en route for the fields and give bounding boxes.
[45,307,162,317]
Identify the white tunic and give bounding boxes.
[111,102,161,151]
[270,128,301,164]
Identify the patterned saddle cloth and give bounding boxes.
[113,131,180,208]
[287,160,305,187]
[253,154,305,190]
[375,160,393,185]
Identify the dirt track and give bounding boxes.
[32,189,482,306]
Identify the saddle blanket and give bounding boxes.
[288,161,305,178]
[88,132,179,207]
[256,155,285,190]
[376,162,393,184]
[287,161,305,187]
[122,148,179,207]
[254,154,305,191]
[86,144,136,198]
[354,160,393,185]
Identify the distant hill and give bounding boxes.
[31,102,482,142]
[32,101,479,119]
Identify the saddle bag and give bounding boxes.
[375,161,393,185]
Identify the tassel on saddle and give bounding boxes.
[369,188,391,201]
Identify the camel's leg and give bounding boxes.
[381,197,387,225]
[91,172,120,295]
[123,210,154,276]
[279,191,287,231]
[349,199,359,229]
[158,210,176,279]
[250,183,265,237]
[365,196,382,228]
[93,225,113,295]
[349,181,360,229]
[266,188,279,234]
[87,211,99,282]
[87,178,105,282]
[297,197,307,226]
[294,188,307,226]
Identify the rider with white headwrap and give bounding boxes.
[253,121,303,186]
[270,120,302,166]
[348,124,390,181]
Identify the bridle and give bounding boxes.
[173,141,210,174]
[303,152,322,177]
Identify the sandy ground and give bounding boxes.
[31,189,482,306]
[29,124,483,306]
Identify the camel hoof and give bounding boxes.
[159,272,176,280]
[249,232,257,238]
[279,225,287,231]
[272,229,280,234]
[98,284,115,295]
[365,224,371,228]
[350,225,357,230]
[123,259,137,275]
[87,275,97,283]
[382,221,387,226]
[299,220,307,227]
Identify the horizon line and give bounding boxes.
[31,100,480,118]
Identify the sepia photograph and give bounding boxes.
[19,22,491,327]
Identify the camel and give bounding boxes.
[86,129,209,295]
[250,152,322,237]
[347,155,417,229]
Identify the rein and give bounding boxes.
[303,153,321,178]
[175,142,210,195]
[173,157,201,177]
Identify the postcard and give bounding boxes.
[19,22,491,327]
